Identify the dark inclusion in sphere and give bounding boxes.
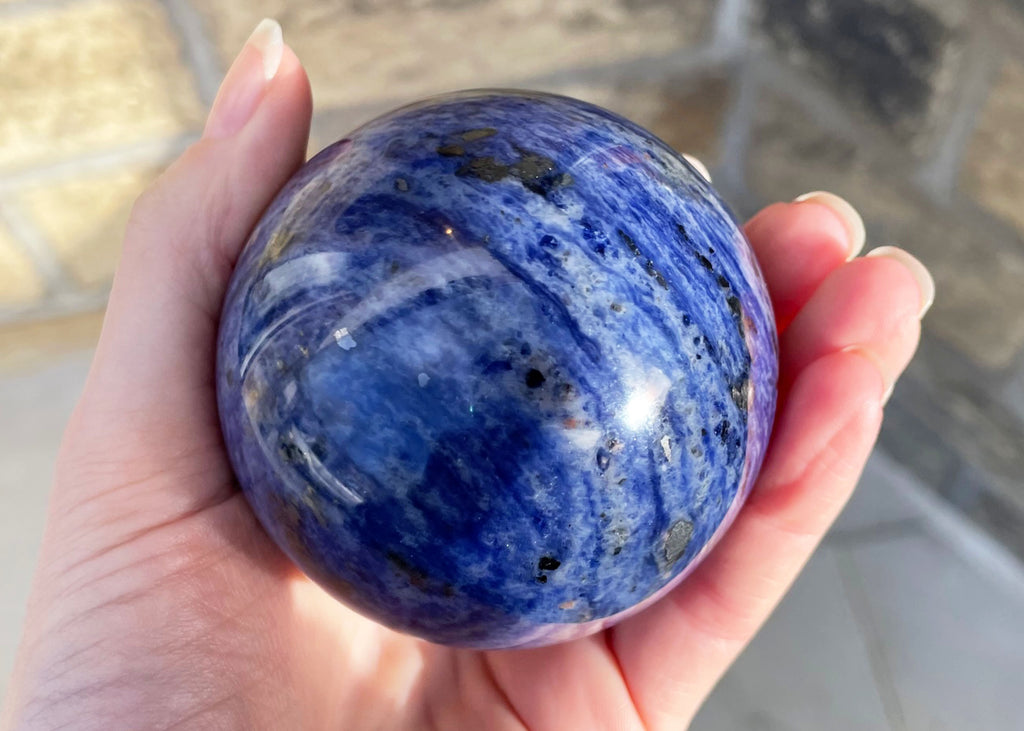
[216,90,778,649]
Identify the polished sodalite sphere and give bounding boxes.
[217,90,777,649]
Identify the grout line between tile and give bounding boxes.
[833,548,907,731]
[711,0,750,52]
[874,448,1024,603]
[312,44,741,144]
[825,518,926,549]
[0,134,197,193]
[517,44,736,93]
[752,54,873,146]
[711,54,757,205]
[0,0,86,19]
[160,0,224,107]
[0,199,72,293]
[914,24,1002,202]
[0,290,108,328]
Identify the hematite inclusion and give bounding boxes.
[216,90,778,649]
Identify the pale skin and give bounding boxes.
[2,26,932,731]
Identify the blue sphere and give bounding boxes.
[217,90,778,648]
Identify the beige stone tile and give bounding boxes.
[962,58,1024,237]
[0,0,204,174]
[539,73,730,165]
[196,0,714,111]
[0,224,45,307]
[840,532,1024,730]
[991,5,1024,76]
[14,166,160,288]
[0,309,104,376]
[308,70,731,172]
[748,90,1024,371]
[693,546,892,731]
[755,0,969,154]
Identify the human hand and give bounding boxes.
[1,20,932,731]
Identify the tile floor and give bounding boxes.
[2,348,1023,729]
[694,457,1024,730]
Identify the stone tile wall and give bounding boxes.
[1,0,1023,555]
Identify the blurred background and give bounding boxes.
[2,0,1023,728]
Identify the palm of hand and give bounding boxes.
[25,376,658,729]
[2,36,926,731]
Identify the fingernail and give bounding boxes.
[203,18,283,139]
[683,154,712,183]
[881,380,895,407]
[793,191,866,260]
[865,246,935,318]
[250,18,284,80]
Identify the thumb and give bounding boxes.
[81,19,312,434]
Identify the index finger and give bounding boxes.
[745,192,865,332]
